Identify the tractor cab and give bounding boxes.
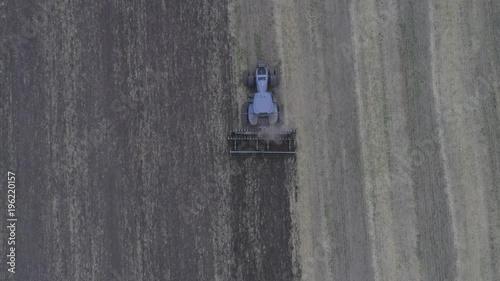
[256,67,268,92]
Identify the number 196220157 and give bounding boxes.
[7,172,15,217]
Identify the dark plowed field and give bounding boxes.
[1,1,295,280]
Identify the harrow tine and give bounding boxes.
[227,128,297,156]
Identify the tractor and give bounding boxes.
[242,60,280,125]
[227,60,296,156]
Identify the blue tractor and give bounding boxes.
[227,60,296,156]
[242,60,280,125]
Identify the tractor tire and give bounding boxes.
[270,73,277,87]
[248,74,255,88]
[242,70,249,86]
[277,104,281,123]
[241,103,250,125]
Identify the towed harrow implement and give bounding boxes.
[228,128,297,156]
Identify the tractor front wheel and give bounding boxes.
[247,74,255,88]
[274,69,280,85]
[270,74,277,87]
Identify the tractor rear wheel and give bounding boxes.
[277,104,281,123]
[241,103,250,125]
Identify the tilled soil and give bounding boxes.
[1,0,237,280]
